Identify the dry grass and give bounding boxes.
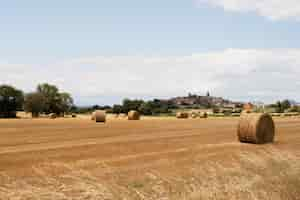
[0,117,299,199]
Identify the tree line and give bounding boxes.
[111,98,177,115]
[71,99,177,115]
[0,83,73,118]
[1,83,298,118]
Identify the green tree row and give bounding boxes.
[0,83,74,118]
[112,99,177,115]
[269,100,292,113]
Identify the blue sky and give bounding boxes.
[1,0,300,105]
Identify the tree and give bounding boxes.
[112,104,123,114]
[0,85,24,118]
[92,105,100,110]
[58,92,74,115]
[37,83,60,114]
[24,92,46,117]
[274,100,291,113]
[275,101,283,113]
[139,102,153,115]
[122,99,144,113]
[36,83,74,115]
[138,100,172,115]
[281,99,291,111]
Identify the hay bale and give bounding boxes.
[176,112,189,119]
[49,113,57,119]
[94,110,106,123]
[128,110,140,120]
[199,112,208,118]
[237,113,275,144]
[190,113,198,118]
[91,112,96,120]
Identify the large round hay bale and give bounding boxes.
[176,112,189,119]
[94,110,106,123]
[49,113,57,119]
[237,113,275,144]
[128,110,140,120]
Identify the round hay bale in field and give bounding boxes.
[237,113,275,144]
[94,110,106,123]
[128,110,140,120]
[49,113,57,119]
[91,112,96,120]
[191,113,198,118]
[176,112,189,119]
[200,112,208,118]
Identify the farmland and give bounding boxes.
[0,117,300,199]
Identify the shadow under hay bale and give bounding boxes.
[237,113,275,144]
[176,112,189,119]
[128,111,140,120]
[94,110,106,123]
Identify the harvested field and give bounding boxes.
[0,117,300,199]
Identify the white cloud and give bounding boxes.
[1,48,300,104]
[196,0,300,20]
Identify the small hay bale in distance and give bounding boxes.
[94,110,106,123]
[199,112,208,118]
[190,112,198,118]
[128,110,140,120]
[176,112,189,119]
[237,113,275,144]
[49,113,57,119]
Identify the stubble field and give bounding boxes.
[0,116,300,200]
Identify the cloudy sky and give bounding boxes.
[1,1,300,105]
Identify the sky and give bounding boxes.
[1,0,300,105]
